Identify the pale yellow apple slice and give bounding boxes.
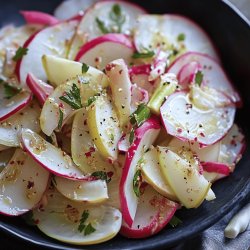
[42,55,109,87]
[87,95,121,160]
[33,188,122,245]
[158,147,211,208]
[140,147,177,201]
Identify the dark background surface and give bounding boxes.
[0,0,250,249]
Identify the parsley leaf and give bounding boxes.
[133,169,142,197]
[12,47,28,62]
[82,63,89,74]
[58,108,64,130]
[84,223,96,236]
[91,171,112,183]
[109,4,125,33]
[195,71,204,86]
[86,96,97,106]
[78,210,89,232]
[59,83,82,109]
[169,215,182,227]
[130,104,151,127]
[132,50,155,59]
[3,83,21,99]
[177,33,186,42]
[96,18,110,34]
[129,128,135,145]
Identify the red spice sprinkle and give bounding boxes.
[83,119,87,126]
[200,132,205,137]
[119,69,123,74]
[177,128,182,133]
[84,147,95,157]
[59,103,64,108]
[107,171,114,178]
[105,63,115,71]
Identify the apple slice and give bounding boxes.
[158,147,211,208]
[16,19,78,85]
[0,100,41,147]
[167,52,241,105]
[87,94,122,160]
[42,55,109,87]
[26,73,54,105]
[75,34,134,69]
[0,148,50,216]
[20,11,58,26]
[134,14,218,60]
[71,108,115,174]
[0,83,32,121]
[160,91,236,146]
[53,176,108,203]
[33,187,122,245]
[105,59,131,128]
[120,185,178,238]
[21,129,87,180]
[140,147,177,200]
[120,116,161,226]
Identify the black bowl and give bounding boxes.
[0,0,249,249]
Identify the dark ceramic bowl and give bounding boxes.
[0,0,249,249]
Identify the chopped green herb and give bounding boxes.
[132,50,155,59]
[129,128,135,145]
[58,108,64,130]
[177,33,186,42]
[110,133,114,142]
[82,63,89,74]
[78,210,89,232]
[59,83,82,109]
[133,169,142,197]
[84,223,96,236]
[130,104,151,127]
[109,4,125,33]
[86,96,97,106]
[12,47,28,62]
[91,171,112,183]
[96,18,110,34]
[195,71,204,86]
[2,83,21,99]
[169,215,182,228]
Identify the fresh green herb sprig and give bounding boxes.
[169,215,182,228]
[58,108,64,130]
[82,63,89,74]
[78,210,96,235]
[0,79,22,99]
[133,169,142,197]
[132,49,155,59]
[130,103,151,128]
[91,171,112,183]
[177,33,186,42]
[12,47,28,62]
[195,71,204,86]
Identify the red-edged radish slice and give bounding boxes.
[0,84,32,121]
[0,100,41,147]
[33,188,122,245]
[140,147,177,200]
[131,84,149,113]
[201,162,230,176]
[0,149,50,216]
[118,133,130,153]
[105,59,131,128]
[26,73,54,105]
[160,91,236,146]
[15,19,78,85]
[21,129,87,180]
[20,11,58,26]
[71,108,114,174]
[75,34,134,69]
[54,0,99,20]
[0,148,15,172]
[219,124,245,168]
[53,176,108,203]
[167,52,241,104]
[177,61,202,89]
[120,185,178,238]
[158,147,211,208]
[120,117,161,227]
[134,14,219,60]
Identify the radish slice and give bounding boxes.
[167,52,241,104]
[0,100,41,147]
[0,149,50,216]
[26,73,54,105]
[71,108,114,174]
[21,129,87,180]
[75,34,134,69]
[134,15,219,60]
[53,176,108,203]
[141,147,177,200]
[20,11,58,26]
[0,84,32,121]
[201,162,230,176]
[219,124,245,167]
[33,188,122,245]
[120,117,161,227]
[120,185,178,238]
[54,0,99,20]
[177,61,202,89]
[16,19,78,85]
[131,84,149,113]
[160,91,236,146]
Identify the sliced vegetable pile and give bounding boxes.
[0,0,245,245]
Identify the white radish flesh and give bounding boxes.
[131,84,149,113]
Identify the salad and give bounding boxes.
[0,0,246,245]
